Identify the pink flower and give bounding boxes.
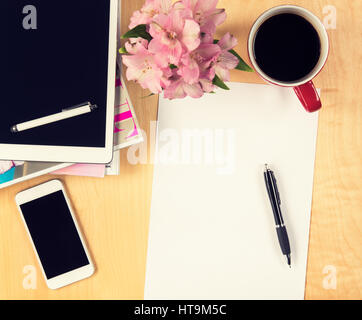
[182,0,227,34]
[163,75,204,99]
[129,0,173,29]
[177,54,200,84]
[121,0,251,100]
[199,79,215,93]
[212,33,239,82]
[122,46,167,94]
[148,9,200,65]
[177,43,221,84]
[125,37,149,54]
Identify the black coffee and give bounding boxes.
[253,13,321,82]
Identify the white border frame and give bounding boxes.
[15,180,95,290]
[248,5,329,87]
[0,0,118,164]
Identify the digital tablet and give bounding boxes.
[0,0,118,163]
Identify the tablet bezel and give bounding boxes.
[0,0,118,164]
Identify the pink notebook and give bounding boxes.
[52,164,106,178]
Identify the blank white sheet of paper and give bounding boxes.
[145,83,319,300]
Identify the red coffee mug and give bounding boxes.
[248,5,329,113]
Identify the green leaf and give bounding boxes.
[119,46,128,54]
[229,49,254,72]
[170,64,178,69]
[213,74,230,90]
[121,24,152,42]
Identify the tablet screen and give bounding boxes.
[0,0,111,147]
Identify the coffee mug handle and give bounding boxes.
[293,81,321,113]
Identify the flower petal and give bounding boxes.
[129,10,152,29]
[178,55,200,84]
[164,79,187,99]
[218,51,239,70]
[194,0,218,13]
[123,52,163,94]
[125,37,149,54]
[214,65,231,82]
[200,32,213,44]
[148,38,183,66]
[200,67,216,80]
[199,79,215,92]
[158,0,173,13]
[197,44,221,59]
[181,19,201,52]
[200,20,216,35]
[183,82,204,98]
[205,8,227,27]
[218,32,238,51]
[181,0,199,11]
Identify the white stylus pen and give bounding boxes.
[11,102,98,133]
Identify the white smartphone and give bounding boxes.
[15,180,95,289]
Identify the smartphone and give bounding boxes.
[15,180,95,289]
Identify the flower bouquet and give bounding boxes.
[121,0,253,99]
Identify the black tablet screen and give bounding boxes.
[0,0,111,147]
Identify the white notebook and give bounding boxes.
[145,82,319,300]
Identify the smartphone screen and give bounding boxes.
[20,190,90,280]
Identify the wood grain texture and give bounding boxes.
[0,0,360,299]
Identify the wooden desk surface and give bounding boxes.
[0,0,361,299]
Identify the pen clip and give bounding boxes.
[271,171,281,205]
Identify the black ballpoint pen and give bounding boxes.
[264,164,292,268]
